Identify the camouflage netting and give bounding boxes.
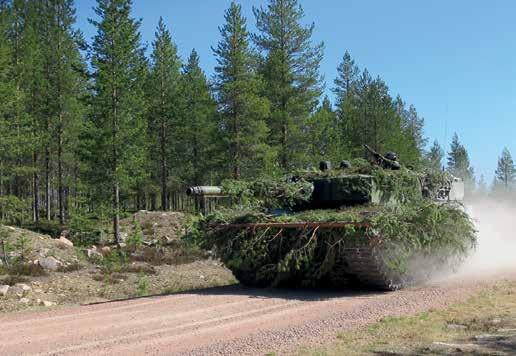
[195,162,477,289]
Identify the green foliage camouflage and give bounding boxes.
[221,178,313,210]
[196,165,477,289]
[199,204,476,288]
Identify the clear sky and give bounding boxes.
[75,0,516,182]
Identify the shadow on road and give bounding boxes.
[187,283,388,301]
[84,283,389,306]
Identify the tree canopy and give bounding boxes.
[0,0,486,240]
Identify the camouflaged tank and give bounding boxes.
[188,146,476,290]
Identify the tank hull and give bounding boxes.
[215,221,433,291]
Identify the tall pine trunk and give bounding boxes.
[112,84,120,244]
[281,123,288,170]
[232,112,241,179]
[56,15,65,225]
[45,147,51,220]
[280,95,288,170]
[0,163,4,220]
[32,153,39,223]
[31,87,39,223]
[160,121,167,210]
[57,120,64,225]
[113,181,120,243]
[159,79,168,210]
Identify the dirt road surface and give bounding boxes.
[0,279,506,356]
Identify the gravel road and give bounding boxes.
[0,280,499,356]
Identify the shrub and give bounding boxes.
[126,222,144,250]
[101,250,128,274]
[7,262,47,277]
[136,274,150,296]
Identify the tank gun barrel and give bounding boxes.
[364,144,400,170]
[186,186,223,197]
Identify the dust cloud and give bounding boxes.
[454,199,516,279]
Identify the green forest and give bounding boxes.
[0,0,512,242]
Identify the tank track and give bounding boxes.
[341,247,409,290]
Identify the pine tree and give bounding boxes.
[494,147,515,189]
[176,49,217,186]
[0,2,20,220]
[213,2,272,179]
[350,73,405,158]
[41,0,87,224]
[306,96,338,163]
[253,0,324,170]
[332,53,424,166]
[476,174,487,196]
[333,50,359,157]
[338,69,377,156]
[89,0,147,243]
[402,104,426,154]
[447,133,474,186]
[147,17,182,210]
[333,50,359,106]
[2,0,36,223]
[426,140,444,170]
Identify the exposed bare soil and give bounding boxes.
[120,210,187,243]
[0,214,235,314]
[1,277,509,356]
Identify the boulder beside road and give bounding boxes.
[39,256,63,271]
[57,236,74,248]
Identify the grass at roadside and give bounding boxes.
[298,280,516,355]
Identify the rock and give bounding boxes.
[60,230,70,238]
[34,288,44,294]
[19,297,30,304]
[85,248,103,261]
[498,328,516,333]
[57,236,73,248]
[40,300,56,307]
[15,283,32,293]
[446,323,467,330]
[39,256,63,271]
[0,285,9,296]
[474,334,506,342]
[8,286,23,297]
[432,342,479,351]
[119,232,128,242]
[100,246,111,256]
[38,248,50,258]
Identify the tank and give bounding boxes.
[188,146,476,290]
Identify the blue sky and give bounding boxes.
[76,0,516,181]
